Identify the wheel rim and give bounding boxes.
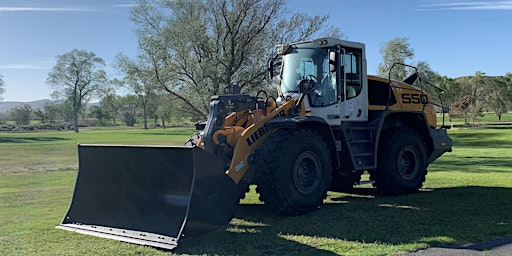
[293,151,321,194]
[396,145,419,180]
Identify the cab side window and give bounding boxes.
[342,51,362,100]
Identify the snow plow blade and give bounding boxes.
[57,144,239,250]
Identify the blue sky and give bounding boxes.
[1,0,511,102]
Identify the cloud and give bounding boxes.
[0,61,54,70]
[419,1,512,11]
[0,7,93,12]
[113,4,136,8]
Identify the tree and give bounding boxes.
[9,104,32,125]
[436,75,463,120]
[377,37,415,81]
[56,99,74,123]
[99,91,123,125]
[450,72,486,124]
[34,102,59,124]
[451,95,475,124]
[113,54,158,129]
[156,98,172,128]
[0,74,5,101]
[46,49,107,132]
[130,0,341,119]
[120,95,139,126]
[153,93,180,128]
[468,71,487,124]
[483,74,512,121]
[89,105,111,126]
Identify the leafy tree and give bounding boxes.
[46,49,108,132]
[99,91,123,125]
[113,54,158,129]
[9,104,32,125]
[0,74,5,101]
[156,99,172,128]
[377,37,414,81]
[89,105,111,126]
[154,93,182,128]
[484,74,512,121]
[34,102,59,124]
[469,71,487,124]
[56,99,74,122]
[34,109,46,124]
[80,94,93,122]
[120,95,139,126]
[450,73,486,124]
[436,75,462,120]
[451,95,475,124]
[130,0,341,119]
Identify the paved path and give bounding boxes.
[402,237,512,256]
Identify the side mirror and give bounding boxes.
[329,51,336,73]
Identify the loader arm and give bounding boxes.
[196,92,306,184]
[225,99,299,183]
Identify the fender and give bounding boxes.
[374,110,449,165]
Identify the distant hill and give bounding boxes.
[0,99,53,114]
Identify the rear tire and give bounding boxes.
[375,128,427,195]
[255,129,332,215]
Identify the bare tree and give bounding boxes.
[46,49,107,132]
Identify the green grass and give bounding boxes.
[438,111,512,127]
[0,127,195,173]
[0,127,511,255]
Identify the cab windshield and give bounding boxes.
[279,47,337,106]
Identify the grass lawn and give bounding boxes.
[0,126,511,255]
[0,127,195,173]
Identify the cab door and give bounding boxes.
[340,48,368,122]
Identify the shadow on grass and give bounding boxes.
[450,131,512,148]
[174,186,512,255]
[432,156,512,173]
[0,137,70,144]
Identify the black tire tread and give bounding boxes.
[254,128,332,216]
[375,127,427,195]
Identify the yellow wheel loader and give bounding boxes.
[57,37,452,250]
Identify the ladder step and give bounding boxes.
[353,152,373,157]
[345,127,372,131]
[350,139,373,144]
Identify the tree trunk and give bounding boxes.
[73,91,80,133]
[73,109,79,133]
[143,105,148,130]
[161,117,166,129]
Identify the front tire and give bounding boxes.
[376,128,427,195]
[255,129,332,215]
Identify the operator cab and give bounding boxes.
[271,38,369,126]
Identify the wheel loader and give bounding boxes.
[57,37,452,250]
